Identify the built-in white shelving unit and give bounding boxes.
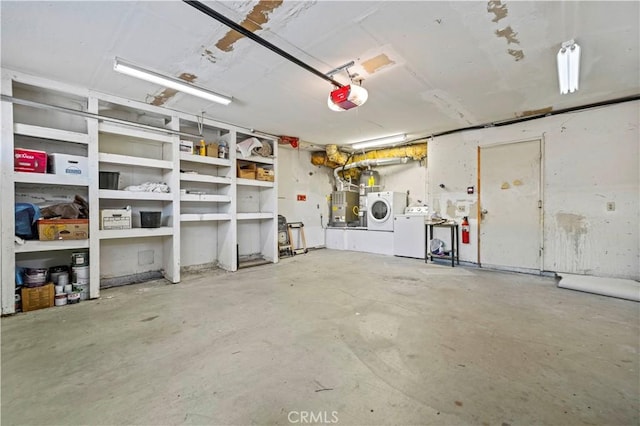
[0,69,278,315]
[96,98,180,287]
[177,119,236,271]
[235,131,277,267]
[1,70,95,314]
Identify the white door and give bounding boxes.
[479,140,541,272]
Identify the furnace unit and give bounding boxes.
[330,191,359,227]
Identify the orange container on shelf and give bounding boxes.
[38,219,89,241]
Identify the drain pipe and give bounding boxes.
[334,157,409,190]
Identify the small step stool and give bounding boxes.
[287,222,308,255]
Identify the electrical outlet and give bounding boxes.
[606,202,615,212]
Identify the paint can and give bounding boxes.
[67,292,81,304]
[71,251,89,267]
[55,293,68,306]
[23,268,48,287]
[75,283,89,301]
[218,142,228,159]
[49,265,69,284]
[56,273,69,287]
[72,266,90,282]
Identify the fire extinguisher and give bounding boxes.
[461,216,470,244]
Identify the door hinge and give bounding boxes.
[538,200,542,208]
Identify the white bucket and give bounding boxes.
[51,271,68,285]
[75,277,90,285]
[72,266,89,281]
[56,273,69,286]
[55,293,67,306]
[75,282,89,300]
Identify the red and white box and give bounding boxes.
[14,148,47,173]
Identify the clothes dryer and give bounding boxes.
[367,191,406,231]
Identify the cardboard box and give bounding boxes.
[237,162,257,179]
[256,166,275,182]
[100,208,132,230]
[207,143,219,158]
[14,148,47,173]
[48,153,88,176]
[179,140,194,154]
[21,284,54,312]
[38,219,89,241]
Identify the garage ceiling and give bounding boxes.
[1,1,638,146]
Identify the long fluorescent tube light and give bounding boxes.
[351,134,407,150]
[113,57,232,105]
[557,40,580,95]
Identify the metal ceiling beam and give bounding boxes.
[183,0,344,88]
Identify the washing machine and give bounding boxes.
[367,192,407,231]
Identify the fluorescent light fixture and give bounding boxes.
[557,40,581,95]
[351,133,406,150]
[113,57,232,105]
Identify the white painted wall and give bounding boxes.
[426,137,479,263]
[377,160,427,207]
[276,148,426,247]
[278,102,638,280]
[427,101,639,280]
[277,148,333,248]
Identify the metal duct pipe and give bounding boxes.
[313,144,427,167]
[333,157,409,181]
[325,144,349,165]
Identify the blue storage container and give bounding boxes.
[15,203,40,239]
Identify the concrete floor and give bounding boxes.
[2,249,639,425]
